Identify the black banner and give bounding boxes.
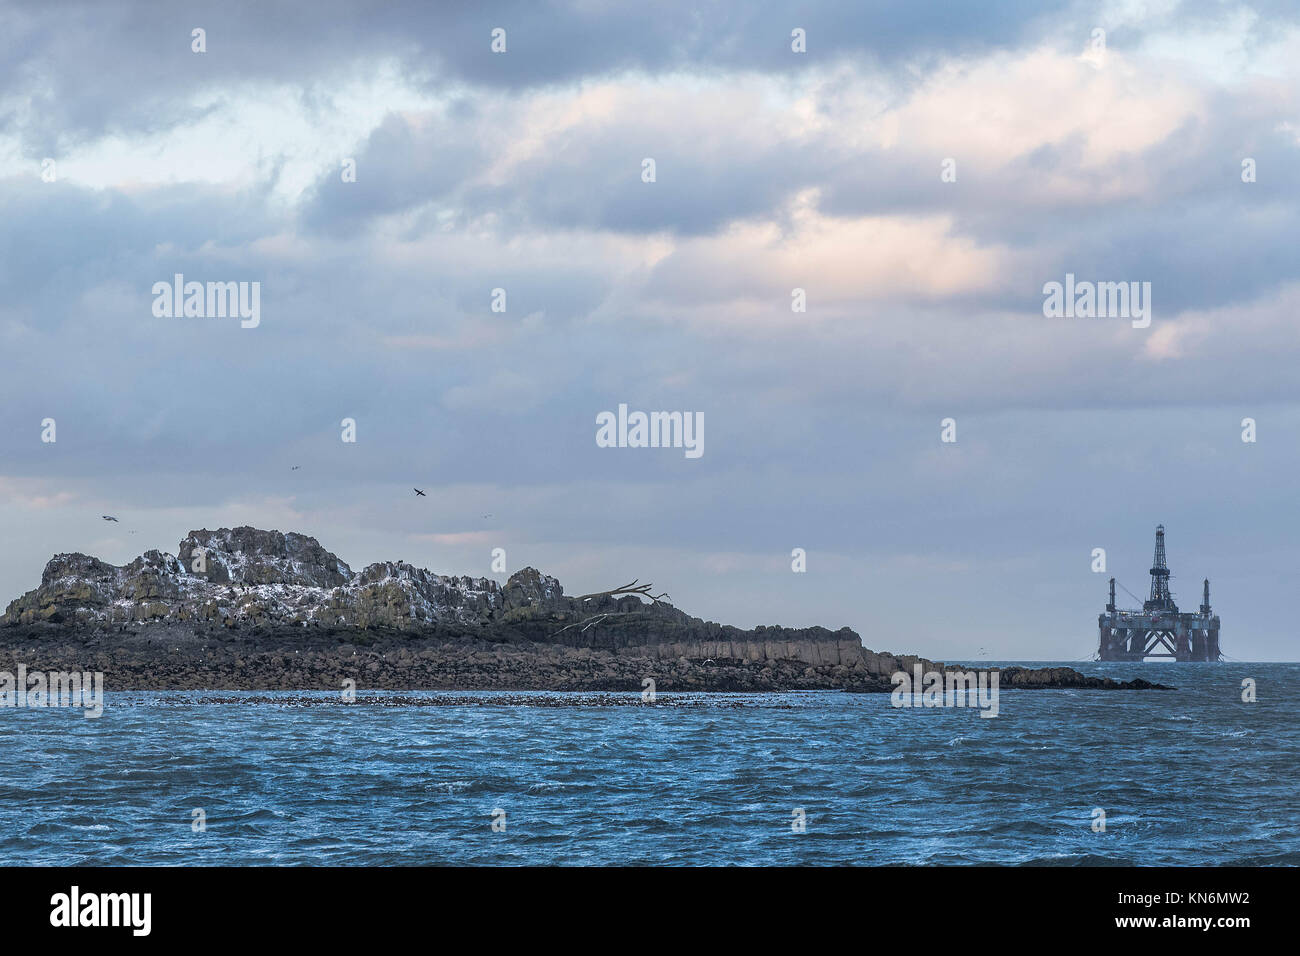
[2,865,1272,942]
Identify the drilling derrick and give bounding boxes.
[1097,524,1222,662]
[1145,525,1175,612]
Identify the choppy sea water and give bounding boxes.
[1,661,1295,865]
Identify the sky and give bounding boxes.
[2,0,1299,661]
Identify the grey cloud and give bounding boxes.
[3,0,1081,148]
[300,111,488,236]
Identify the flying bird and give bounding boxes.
[291,465,301,471]
[101,515,118,522]
[413,488,426,497]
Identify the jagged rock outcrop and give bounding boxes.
[2,528,505,631]
[178,528,352,587]
[0,527,862,667]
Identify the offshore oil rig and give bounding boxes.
[1098,525,1222,662]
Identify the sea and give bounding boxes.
[1,662,1295,865]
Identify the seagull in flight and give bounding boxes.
[413,488,426,497]
[102,515,118,522]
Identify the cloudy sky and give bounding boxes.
[2,0,1298,660]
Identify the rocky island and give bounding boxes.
[0,527,1169,693]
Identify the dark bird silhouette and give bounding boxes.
[291,465,301,471]
[101,515,118,522]
[413,488,426,497]
[482,513,493,519]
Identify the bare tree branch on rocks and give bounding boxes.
[554,580,672,636]
[574,579,671,605]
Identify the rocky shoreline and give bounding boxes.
[0,622,1171,693]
